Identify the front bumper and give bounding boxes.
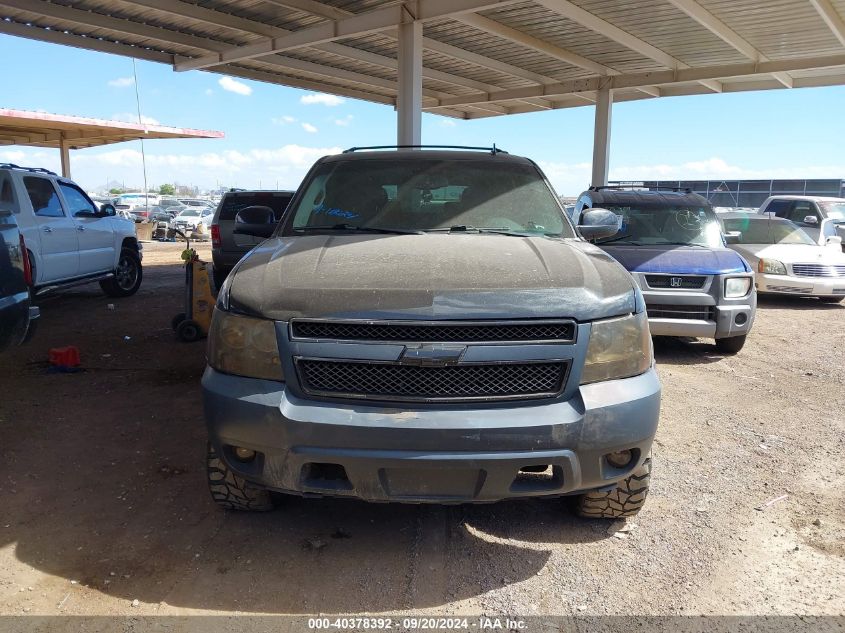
[203,367,661,504]
[757,273,845,297]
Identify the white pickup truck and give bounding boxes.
[0,163,143,297]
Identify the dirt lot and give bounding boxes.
[0,241,843,620]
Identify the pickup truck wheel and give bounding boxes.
[207,443,274,511]
[575,456,651,519]
[715,334,746,354]
[100,248,142,297]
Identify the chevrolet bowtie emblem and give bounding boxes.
[400,344,467,366]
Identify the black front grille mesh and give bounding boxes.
[297,359,567,401]
[647,304,715,320]
[291,320,574,342]
[645,275,706,289]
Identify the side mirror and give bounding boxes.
[234,205,276,238]
[577,208,619,240]
[100,203,116,217]
[803,215,819,225]
[724,231,742,245]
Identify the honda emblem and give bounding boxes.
[670,277,683,287]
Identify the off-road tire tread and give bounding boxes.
[576,457,651,519]
[206,443,274,511]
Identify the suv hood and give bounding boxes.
[229,234,636,321]
[600,244,750,275]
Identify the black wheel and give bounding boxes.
[715,334,747,354]
[212,266,230,292]
[207,443,274,511]
[575,456,651,519]
[100,248,143,297]
[171,312,187,332]
[176,319,202,342]
[818,296,843,304]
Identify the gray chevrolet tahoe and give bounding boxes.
[202,147,661,519]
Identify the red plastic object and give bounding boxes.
[49,346,81,368]
[210,224,221,247]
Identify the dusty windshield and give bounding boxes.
[722,218,816,245]
[287,158,572,236]
[595,204,723,247]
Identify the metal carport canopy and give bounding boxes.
[0,108,224,178]
[3,0,845,183]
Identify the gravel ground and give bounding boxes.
[0,241,843,620]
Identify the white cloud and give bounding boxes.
[438,119,457,128]
[301,122,318,133]
[334,115,354,127]
[111,113,161,126]
[107,76,135,88]
[272,115,297,125]
[0,145,342,192]
[204,88,213,96]
[218,76,252,96]
[300,93,345,106]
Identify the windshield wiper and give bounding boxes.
[294,223,422,235]
[595,235,643,245]
[657,241,708,247]
[426,226,552,237]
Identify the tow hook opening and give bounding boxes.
[510,465,564,493]
[301,462,353,491]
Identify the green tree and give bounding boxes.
[109,188,124,195]
[159,183,176,196]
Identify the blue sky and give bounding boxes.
[1,35,843,195]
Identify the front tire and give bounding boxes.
[575,456,651,519]
[715,334,746,354]
[207,443,274,511]
[100,248,142,297]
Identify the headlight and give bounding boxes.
[724,277,752,298]
[758,258,787,275]
[581,311,652,385]
[208,311,284,381]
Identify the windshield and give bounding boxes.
[722,217,816,245]
[178,209,200,217]
[820,202,845,222]
[286,158,572,236]
[593,204,723,247]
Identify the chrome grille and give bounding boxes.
[647,304,715,320]
[296,359,569,402]
[645,275,707,289]
[290,320,575,343]
[791,264,845,278]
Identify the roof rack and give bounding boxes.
[342,144,507,155]
[590,184,693,193]
[0,163,58,176]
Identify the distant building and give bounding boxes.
[607,179,845,208]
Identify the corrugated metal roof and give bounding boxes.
[0,0,843,119]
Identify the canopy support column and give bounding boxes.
[59,133,71,178]
[591,86,613,187]
[397,18,422,146]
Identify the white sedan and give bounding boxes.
[169,207,213,234]
[721,213,845,303]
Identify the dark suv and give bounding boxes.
[573,187,756,354]
[210,189,295,288]
[0,207,38,352]
[201,147,661,519]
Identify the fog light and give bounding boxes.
[735,312,748,325]
[606,449,633,469]
[233,446,256,462]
